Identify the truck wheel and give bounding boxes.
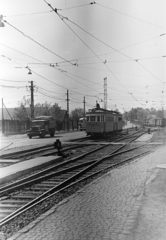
[50,131,55,137]
[40,133,45,138]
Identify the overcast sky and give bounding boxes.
[0,0,166,113]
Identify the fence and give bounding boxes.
[0,119,79,134]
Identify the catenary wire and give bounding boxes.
[44,2,164,103]
[3,19,76,66]
[56,12,165,84]
[4,11,53,17]
[96,2,166,30]
[1,53,102,100]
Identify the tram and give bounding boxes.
[86,105,123,137]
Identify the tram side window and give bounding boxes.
[101,115,104,122]
[90,116,96,122]
[97,116,100,122]
[87,116,89,122]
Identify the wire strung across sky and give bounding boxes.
[47,2,166,109]
[5,1,165,30]
[1,43,131,99]
[44,1,147,107]
[0,84,25,88]
[3,19,76,67]
[0,48,108,102]
[1,20,108,99]
[53,11,166,85]
[1,1,166,110]
[1,24,165,86]
[96,2,166,30]
[1,24,163,107]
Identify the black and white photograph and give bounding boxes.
[0,1,166,239]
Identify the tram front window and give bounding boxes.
[97,116,100,122]
[90,116,96,122]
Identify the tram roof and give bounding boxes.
[86,107,122,115]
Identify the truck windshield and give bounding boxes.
[32,121,45,126]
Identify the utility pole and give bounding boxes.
[27,81,37,120]
[83,96,86,117]
[66,90,70,130]
[104,77,107,109]
[162,82,165,119]
[30,81,34,120]
[2,98,4,134]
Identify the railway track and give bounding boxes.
[0,143,96,168]
[0,128,141,168]
[0,130,156,234]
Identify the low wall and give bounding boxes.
[0,119,79,135]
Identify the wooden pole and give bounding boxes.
[2,98,4,134]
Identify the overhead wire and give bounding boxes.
[60,2,94,11]
[29,67,99,98]
[66,71,128,94]
[3,19,76,66]
[36,85,66,95]
[0,42,49,64]
[26,61,162,94]
[37,89,65,101]
[136,61,165,84]
[2,6,165,109]
[1,50,101,101]
[1,41,106,98]
[76,65,166,83]
[96,2,166,30]
[1,45,164,107]
[41,4,166,88]
[4,11,53,17]
[114,33,166,55]
[55,11,166,85]
[43,8,166,70]
[0,78,27,82]
[44,2,144,107]
[59,13,136,62]
[44,3,165,105]
[31,32,165,66]
[70,95,84,103]
[0,51,109,107]
[3,3,165,104]
[58,71,101,94]
[26,33,158,67]
[0,84,25,88]
[2,32,165,89]
[28,53,165,69]
[75,55,166,64]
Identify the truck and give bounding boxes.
[27,116,56,139]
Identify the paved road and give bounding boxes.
[0,131,86,152]
[0,121,135,152]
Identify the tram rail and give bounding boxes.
[0,131,157,233]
